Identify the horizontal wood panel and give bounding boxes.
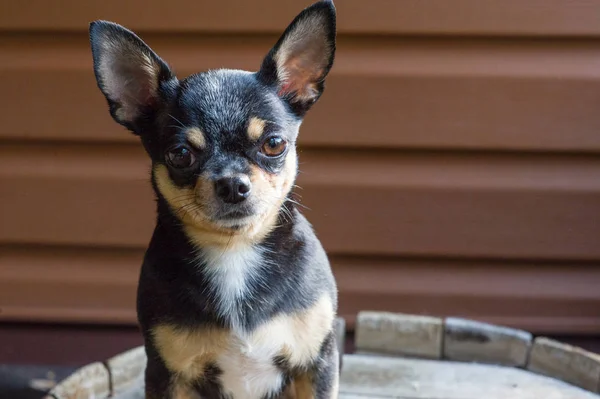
[1,143,599,260]
[0,246,140,324]
[1,0,599,37]
[337,256,600,334]
[2,36,600,151]
[2,246,599,334]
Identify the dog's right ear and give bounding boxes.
[257,0,336,117]
[89,21,177,133]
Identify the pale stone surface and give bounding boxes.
[107,346,147,395]
[48,362,110,399]
[334,317,346,350]
[443,317,532,367]
[112,376,145,399]
[528,337,600,393]
[340,354,600,399]
[355,311,443,359]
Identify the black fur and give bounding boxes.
[89,1,338,398]
[312,332,340,398]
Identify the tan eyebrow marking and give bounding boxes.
[186,127,206,149]
[247,117,267,141]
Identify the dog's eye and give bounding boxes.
[261,137,287,157]
[166,146,196,169]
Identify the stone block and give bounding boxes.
[528,337,600,393]
[355,311,443,359]
[48,362,110,399]
[106,346,147,395]
[443,317,532,367]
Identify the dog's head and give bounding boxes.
[89,1,336,245]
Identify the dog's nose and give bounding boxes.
[215,176,251,204]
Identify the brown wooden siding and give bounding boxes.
[2,1,600,36]
[1,1,599,335]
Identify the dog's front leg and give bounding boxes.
[144,353,176,399]
[292,332,340,399]
[144,346,200,399]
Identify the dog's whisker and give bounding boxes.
[257,197,293,224]
[286,198,310,211]
[173,202,205,222]
[170,193,198,201]
[167,113,186,128]
[173,201,198,212]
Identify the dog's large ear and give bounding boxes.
[257,0,336,116]
[89,21,176,132]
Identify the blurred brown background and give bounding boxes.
[1,0,600,366]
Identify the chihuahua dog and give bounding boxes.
[89,1,338,398]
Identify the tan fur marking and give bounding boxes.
[244,148,297,243]
[281,381,297,398]
[171,382,202,399]
[152,324,229,382]
[186,127,206,149]
[153,164,212,230]
[258,294,335,368]
[247,117,267,141]
[287,367,338,399]
[281,147,299,195]
[292,373,315,399]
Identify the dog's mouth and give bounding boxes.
[211,205,258,229]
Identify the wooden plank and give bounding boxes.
[1,143,600,259]
[1,0,599,37]
[339,354,600,399]
[2,36,600,152]
[2,246,600,334]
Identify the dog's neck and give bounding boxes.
[149,196,299,331]
[153,195,295,261]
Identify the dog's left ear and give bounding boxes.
[258,0,336,116]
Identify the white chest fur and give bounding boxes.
[201,244,265,330]
[202,245,282,398]
[217,329,285,399]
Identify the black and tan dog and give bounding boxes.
[89,1,338,398]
